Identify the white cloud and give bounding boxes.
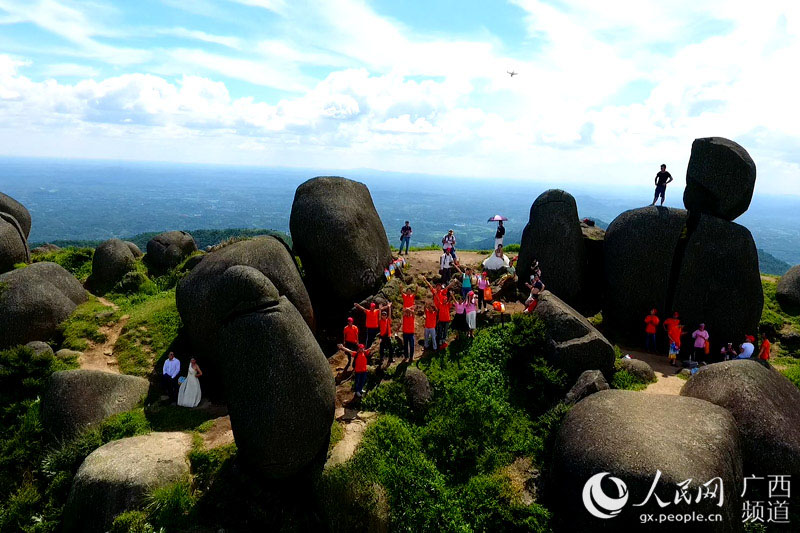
[157,27,242,50]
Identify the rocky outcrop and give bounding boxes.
[617,358,655,383]
[580,221,605,315]
[776,264,800,309]
[0,191,31,238]
[210,265,335,478]
[404,368,432,414]
[681,360,800,483]
[41,369,150,438]
[603,207,688,344]
[31,243,61,255]
[124,241,143,258]
[87,238,137,293]
[684,137,756,221]
[63,432,192,533]
[290,177,391,327]
[0,262,87,348]
[145,231,197,271]
[533,291,615,379]
[565,369,609,404]
[672,214,762,346]
[25,340,54,357]
[0,211,29,273]
[552,390,742,531]
[177,236,314,351]
[517,190,585,309]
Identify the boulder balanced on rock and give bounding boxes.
[517,190,586,309]
[0,262,87,349]
[290,177,391,326]
[41,369,150,438]
[684,137,756,221]
[207,265,335,478]
[552,390,743,531]
[145,230,197,271]
[87,238,137,293]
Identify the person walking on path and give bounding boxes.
[439,249,454,284]
[399,221,412,255]
[342,317,360,371]
[354,301,389,348]
[401,306,416,363]
[650,164,673,206]
[423,301,438,351]
[465,291,478,338]
[663,312,682,366]
[691,323,709,362]
[757,333,771,367]
[476,271,490,312]
[338,344,369,397]
[442,229,457,260]
[644,308,660,353]
[162,352,181,403]
[378,305,394,364]
[495,221,505,249]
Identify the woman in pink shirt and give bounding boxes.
[476,271,490,313]
[691,323,709,363]
[465,291,478,338]
[452,296,468,340]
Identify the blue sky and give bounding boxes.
[0,0,799,194]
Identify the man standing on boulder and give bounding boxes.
[399,220,412,255]
[650,164,673,206]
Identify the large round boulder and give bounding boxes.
[603,206,689,344]
[552,390,743,532]
[124,241,143,258]
[290,177,391,324]
[672,214,762,349]
[533,291,615,379]
[210,265,335,478]
[145,230,197,271]
[776,264,800,310]
[404,368,432,414]
[177,236,314,351]
[617,358,655,383]
[681,360,800,483]
[25,340,54,357]
[63,432,192,533]
[0,211,29,273]
[517,190,586,309]
[87,238,137,293]
[41,369,150,438]
[0,191,31,238]
[684,137,756,221]
[0,262,87,348]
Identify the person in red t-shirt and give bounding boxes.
[758,333,771,368]
[662,311,682,365]
[644,308,660,353]
[354,301,389,347]
[338,343,369,397]
[402,286,416,309]
[342,317,359,371]
[378,304,394,363]
[436,290,453,349]
[402,306,417,362]
[423,301,438,351]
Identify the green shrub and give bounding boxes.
[146,477,196,530]
[503,243,521,253]
[188,442,236,495]
[456,473,551,532]
[113,291,182,376]
[610,368,648,391]
[362,379,413,420]
[781,364,800,390]
[31,247,94,281]
[329,421,345,453]
[110,510,157,533]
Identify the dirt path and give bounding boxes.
[78,296,127,374]
[201,415,234,449]
[326,412,377,469]
[621,347,686,395]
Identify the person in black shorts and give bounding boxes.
[650,164,673,206]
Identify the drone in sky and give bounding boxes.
[507,70,518,77]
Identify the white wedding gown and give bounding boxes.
[177,365,202,408]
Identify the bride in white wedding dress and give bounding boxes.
[177,358,203,408]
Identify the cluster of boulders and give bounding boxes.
[517,137,763,352]
[551,359,800,531]
[0,192,31,273]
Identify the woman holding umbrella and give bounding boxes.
[487,215,508,249]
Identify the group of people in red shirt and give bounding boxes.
[643,308,771,367]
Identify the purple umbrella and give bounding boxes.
[487,215,508,222]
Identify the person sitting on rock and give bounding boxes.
[644,308,660,353]
[691,323,710,362]
[738,335,755,359]
[161,352,181,403]
[663,312,682,366]
[423,300,438,351]
[720,342,737,361]
[342,317,359,371]
[399,220,412,255]
[353,301,388,348]
[378,306,394,364]
[757,333,771,367]
[338,344,369,397]
[650,163,673,206]
[442,229,457,260]
[524,275,545,313]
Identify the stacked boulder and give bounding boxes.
[604,137,762,349]
[145,230,197,271]
[0,262,87,348]
[0,192,31,273]
[290,177,392,335]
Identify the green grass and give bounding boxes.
[329,421,345,453]
[59,296,120,351]
[610,368,649,391]
[112,290,182,376]
[144,404,217,432]
[31,247,94,282]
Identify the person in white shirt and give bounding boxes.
[162,352,181,402]
[439,250,454,284]
[738,336,755,359]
